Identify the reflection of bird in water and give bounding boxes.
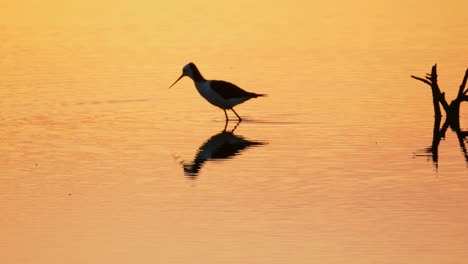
[182,122,266,178]
[169,62,266,121]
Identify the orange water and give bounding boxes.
[1,1,468,263]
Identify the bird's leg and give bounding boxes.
[231,108,242,121]
[223,109,229,121]
[231,120,241,133]
[223,119,228,132]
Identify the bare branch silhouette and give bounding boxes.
[412,64,468,168]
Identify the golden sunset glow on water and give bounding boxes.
[1,1,468,263]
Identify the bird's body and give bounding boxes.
[170,63,265,121]
[194,80,263,110]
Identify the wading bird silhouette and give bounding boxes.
[169,62,266,121]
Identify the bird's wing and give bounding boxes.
[210,80,254,99]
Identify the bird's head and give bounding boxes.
[169,62,197,88]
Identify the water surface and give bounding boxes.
[1,1,468,263]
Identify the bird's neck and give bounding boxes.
[190,67,206,82]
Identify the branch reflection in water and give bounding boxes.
[182,121,267,179]
[415,115,468,169]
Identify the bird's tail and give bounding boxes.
[252,93,267,98]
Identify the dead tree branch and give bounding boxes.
[413,64,468,168]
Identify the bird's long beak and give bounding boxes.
[169,74,184,88]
